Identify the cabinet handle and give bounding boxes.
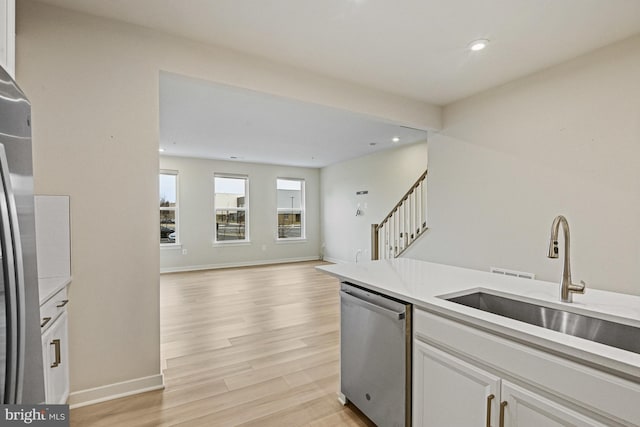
[486,394,494,427]
[41,317,52,328]
[56,299,69,308]
[499,401,508,427]
[50,339,61,368]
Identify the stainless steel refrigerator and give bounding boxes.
[0,65,46,404]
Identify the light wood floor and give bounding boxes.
[70,261,375,426]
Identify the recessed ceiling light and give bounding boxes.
[158,148,165,152]
[469,39,489,52]
[392,137,400,143]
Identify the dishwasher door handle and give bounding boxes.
[340,290,405,320]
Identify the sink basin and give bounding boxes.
[446,292,640,355]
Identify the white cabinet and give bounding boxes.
[36,195,71,404]
[413,340,500,426]
[413,340,605,427]
[41,310,69,405]
[40,287,70,404]
[413,308,640,426]
[501,381,606,427]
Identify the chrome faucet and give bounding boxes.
[548,215,585,302]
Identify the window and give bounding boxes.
[214,175,249,242]
[277,178,305,240]
[159,170,178,245]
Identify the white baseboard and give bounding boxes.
[160,255,321,273]
[68,374,164,409]
[338,391,348,406]
[322,256,349,264]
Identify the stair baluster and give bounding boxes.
[370,169,428,260]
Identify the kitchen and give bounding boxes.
[2,0,640,425]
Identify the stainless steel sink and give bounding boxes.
[446,292,640,355]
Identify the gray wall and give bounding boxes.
[321,142,428,263]
[160,156,320,271]
[407,35,640,296]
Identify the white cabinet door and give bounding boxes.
[42,312,69,404]
[501,381,608,427]
[413,340,501,427]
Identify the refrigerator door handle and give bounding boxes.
[0,143,26,403]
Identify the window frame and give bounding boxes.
[213,173,250,244]
[159,169,179,246]
[276,177,306,241]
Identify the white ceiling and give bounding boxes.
[31,0,640,104]
[159,72,427,167]
[32,0,640,165]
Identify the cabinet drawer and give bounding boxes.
[40,287,69,332]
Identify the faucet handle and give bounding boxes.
[570,280,586,294]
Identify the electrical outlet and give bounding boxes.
[182,248,188,255]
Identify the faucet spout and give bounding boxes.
[547,215,585,302]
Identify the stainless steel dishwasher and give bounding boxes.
[339,282,411,427]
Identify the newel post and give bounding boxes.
[371,224,379,260]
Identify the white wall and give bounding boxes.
[18,5,164,402]
[321,142,428,264]
[407,34,640,296]
[17,1,439,404]
[159,156,320,271]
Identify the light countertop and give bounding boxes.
[317,258,640,381]
[39,275,71,305]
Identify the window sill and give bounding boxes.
[161,243,182,251]
[275,238,308,244]
[212,240,251,247]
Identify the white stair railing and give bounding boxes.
[371,169,428,260]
